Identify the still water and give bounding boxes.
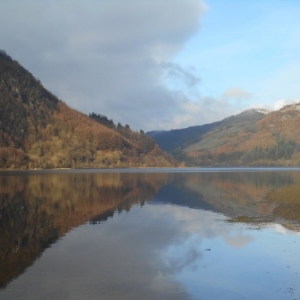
[1,168,300,299]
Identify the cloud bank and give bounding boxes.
[1,0,300,131]
[0,0,213,131]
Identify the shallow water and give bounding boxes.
[1,169,300,299]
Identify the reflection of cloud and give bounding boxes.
[2,205,191,300]
[148,205,253,248]
[2,203,254,299]
[224,234,253,248]
[273,223,300,235]
[273,223,288,234]
[164,245,202,273]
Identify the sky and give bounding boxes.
[1,0,300,131]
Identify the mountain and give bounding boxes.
[0,50,177,169]
[149,105,300,166]
[184,108,269,153]
[147,108,268,152]
[147,121,220,152]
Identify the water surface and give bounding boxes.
[1,169,300,299]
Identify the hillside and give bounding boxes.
[147,121,220,151]
[186,104,300,166]
[0,50,177,169]
[186,109,268,151]
[150,105,300,166]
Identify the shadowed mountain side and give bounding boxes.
[0,172,166,288]
[146,122,220,152]
[0,51,177,169]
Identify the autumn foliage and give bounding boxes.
[182,105,300,166]
[0,50,177,169]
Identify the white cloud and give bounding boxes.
[272,98,299,111]
[222,87,252,100]
[153,94,246,130]
[3,1,298,131]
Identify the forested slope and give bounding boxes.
[183,105,300,166]
[0,51,177,169]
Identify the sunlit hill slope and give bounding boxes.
[0,51,177,169]
[149,105,300,166]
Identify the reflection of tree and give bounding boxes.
[0,172,166,288]
[266,184,300,224]
[2,170,300,289]
[181,171,300,218]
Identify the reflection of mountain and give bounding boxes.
[181,172,298,218]
[0,172,165,288]
[151,171,300,219]
[152,184,218,212]
[2,170,300,288]
[265,183,300,226]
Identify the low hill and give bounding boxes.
[0,50,177,169]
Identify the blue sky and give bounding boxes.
[1,0,300,131]
[173,0,300,111]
